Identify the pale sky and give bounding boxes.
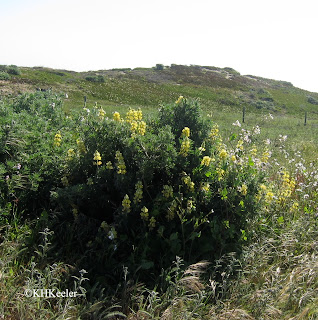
[1,0,317,92]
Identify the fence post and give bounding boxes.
[84,96,87,108]
[242,106,245,124]
[304,111,307,126]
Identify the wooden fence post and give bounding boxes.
[304,111,307,126]
[242,106,245,124]
[84,96,87,108]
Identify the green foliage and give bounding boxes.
[307,95,318,105]
[0,71,10,80]
[85,75,105,83]
[0,93,268,286]
[6,64,21,75]
[155,63,164,70]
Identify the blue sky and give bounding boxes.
[1,0,318,92]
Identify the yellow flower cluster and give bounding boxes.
[122,194,131,213]
[261,148,271,163]
[93,150,102,166]
[76,138,86,154]
[149,216,156,230]
[113,111,121,122]
[98,108,106,120]
[140,206,149,221]
[180,138,191,157]
[162,185,173,198]
[216,168,225,181]
[265,191,275,203]
[200,182,210,193]
[277,170,296,203]
[250,145,257,157]
[67,148,76,160]
[182,175,195,192]
[175,96,184,104]
[210,125,219,140]
[115,151,126,174]
[182,127,190,138]
[126,108,142,122]
[134,181,143,204]
[236,140,244,152]
[291,201,299,212]
[201,156,212,166]
[106,161,113,169]
[166,199,177,221]
[238,184,248,196]
[126,108,146,136]
[257,184,275,204]
[219,149,228,160]
[54,131,62,147]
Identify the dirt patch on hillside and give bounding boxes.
[0,80,35,96]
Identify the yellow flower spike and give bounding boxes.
[133,181,143,204]
[210,125,219,140]
[122,194,131,213]
[115,151,126,174]
[67,148,76,160]
[180,138,191,157]
[201,156,212,166]
[136,109,143,120]
[106,161,113,169]
[137,121,146,135]
[175,96,184,104]
[140,206,149,221]
[113,111,121,122]
[93,150,102,166]
[98,108,106,120]
[149,216,156,230]
[181,127,190,138]
[162,185,173,198]
[54,131,62,147]
[238,184,248,196]
[251,145,257,157]
[200,182,210,192]
[219,149,228,160]
[265,191,274,203]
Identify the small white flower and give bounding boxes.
[232,120,241,127]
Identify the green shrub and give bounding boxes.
[0,72,10,80]
[307,96,318,105]
[6,65,21,75]
[155,64,164,70]
[85,75,105,83]
[0,93,269,286]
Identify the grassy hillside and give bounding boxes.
[1,64,318,116]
